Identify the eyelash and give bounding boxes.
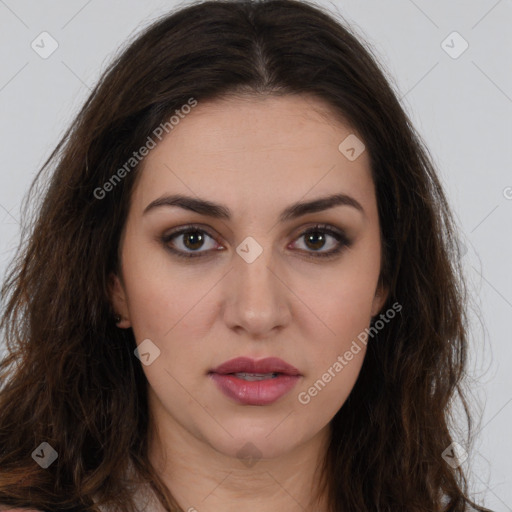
[160,223,352,260]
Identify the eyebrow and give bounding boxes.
[143,192,365,222]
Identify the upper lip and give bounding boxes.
[210,357,301,376]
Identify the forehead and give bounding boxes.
[133,94,375,219]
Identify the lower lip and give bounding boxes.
[209,373,301,405]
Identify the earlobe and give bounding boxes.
[108,272,131,328]
[371,280,389,318]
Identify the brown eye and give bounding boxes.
[291,224,351,258]
[303,231,329,251]
[161,223,351,260]
[161,226,221,258]
[181,230,207,251]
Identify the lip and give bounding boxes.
[211,356,301,376]
[209,357,302,406]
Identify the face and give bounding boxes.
[110,94,388,462]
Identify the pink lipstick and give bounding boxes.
[209,357,301,406]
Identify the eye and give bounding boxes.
[289,223,351,259]
[161,225,221,258]
[160,223,351,259]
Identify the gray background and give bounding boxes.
[0,0,510,509]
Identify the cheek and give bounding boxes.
[295,256,378,410]
[312,258,379,343]
[121,248,218,381]
[125,275,177,341]
[297,347,366,417]
[296,283,371,415]
[305,290,369,387]
[120,240,200,337]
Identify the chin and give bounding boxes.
[201,419,312,461]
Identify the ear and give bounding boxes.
[108,272,132,328]
[370,278,389,318]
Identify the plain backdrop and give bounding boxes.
[0,0,510,509]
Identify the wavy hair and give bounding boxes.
[0,0,492,510]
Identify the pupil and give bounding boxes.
[184,231,204,250]
[306,232,325,250]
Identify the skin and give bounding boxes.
[110,94,389,512]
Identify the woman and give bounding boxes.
[0,0,493,510]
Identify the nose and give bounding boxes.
[221,239,291,339]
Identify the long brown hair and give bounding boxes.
[0,1,492,510]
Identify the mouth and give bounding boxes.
[229,372,280,381]
[209,356,301,376]
[208,357,302,405]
